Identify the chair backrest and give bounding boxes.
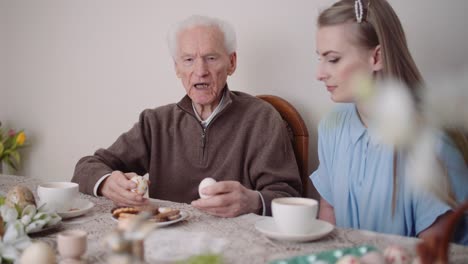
[256,95,310,196]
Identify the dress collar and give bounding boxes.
[349,104,367,144]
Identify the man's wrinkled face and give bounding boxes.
[174,26,236,107]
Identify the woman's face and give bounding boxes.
[316,24,381,103]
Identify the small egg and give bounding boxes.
[336,255,361,264]
[360,251,386,264]
[20,241,56,264]
[198,177,217,199]
[383,245,412,264]
[130,176,148,195]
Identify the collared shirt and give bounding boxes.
[192,89,227,128]
[311,103,468,244]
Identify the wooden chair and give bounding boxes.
[416,200,468,264]
[256,95,310,196]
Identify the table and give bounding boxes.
[1,174,467,263]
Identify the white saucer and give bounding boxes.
[57,199,95,219]
[255,217,334,242]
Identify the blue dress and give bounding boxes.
[311,104,468,244]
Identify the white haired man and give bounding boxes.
[72,15,302,217]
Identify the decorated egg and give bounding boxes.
[5,185,36,211]
[336,255,361,264]
[360,251,386,264]
[383,245,412,264]
[130,176,148,195]
[20,241,56,264]
[198,178,216,199]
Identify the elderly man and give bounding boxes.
[72,15,302,217]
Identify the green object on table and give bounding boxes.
[176,253,223,264]
[270,245,378,264]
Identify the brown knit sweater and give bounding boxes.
[72,89,302,215]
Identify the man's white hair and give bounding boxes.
[167,15,237,59]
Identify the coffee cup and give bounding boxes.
[271,197,318,235]
[37,182,79,212]
[57,229,87,260]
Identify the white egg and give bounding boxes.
[130,176,148,195]
[20,241,56,264]
[198,178,217,199]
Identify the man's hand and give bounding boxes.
[100,171,149,206]
[191,181,262,217]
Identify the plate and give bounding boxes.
[255,217,334,242]
[57,199,95,219]
[111,210,189,227]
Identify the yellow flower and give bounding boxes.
[16,132,26,146]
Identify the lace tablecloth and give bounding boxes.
[1,174,467,263]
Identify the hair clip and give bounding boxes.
[354,0,364,23]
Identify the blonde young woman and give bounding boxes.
[311,0,468,244]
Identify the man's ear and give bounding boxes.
[228,52,237,76]
[174,60,181,78]
[370,45,383,72]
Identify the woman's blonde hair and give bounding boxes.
[318,0,422,96]
[318,0,468,209]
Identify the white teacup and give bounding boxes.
[271,197,318,235]
[37,182,79,212]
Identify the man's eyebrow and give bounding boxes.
[202,52,220,57]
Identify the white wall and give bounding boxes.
[1,0,467,181]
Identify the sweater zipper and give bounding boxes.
[198,101,232,165]
[201,128,207,158]
[177,98,232,165]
